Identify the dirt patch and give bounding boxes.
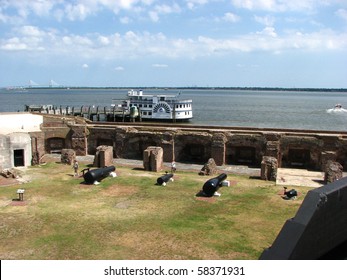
[229,180,238,186]
[9,200,27,206]
[0,176,18,187]
[100,185,139,196]
[195,197,217,203]
[115,230,221,259]
[114,200,132,209]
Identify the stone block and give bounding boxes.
[143,149,151,171]
[199,158,217,176]
[61,149,76,165]
[143,146,163,172]
[261,156,278,181]
[93,145,113,167]
[324,160,343,184]
[321,151,337,171]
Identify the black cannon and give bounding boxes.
[83,166,116,184]
[197,173,228,197]
[283,187,298,200]
[157,173,174,186]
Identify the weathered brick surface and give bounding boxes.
[143,146,163,172]
[261,156,278,181]
[37,115,347,172]
[61,149,76,165]
[93,145,113,167]
[324,161,343,183]
[199,158,217,176]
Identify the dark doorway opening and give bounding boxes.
[288,148,310,168]
[228,146,256,166]
[47,138,65,154]
[97,139,113,147]
[180,144,206,164]
[14,149,25,167]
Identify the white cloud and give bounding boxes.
[0,25,50,51]
[1,23,347,60]
[152,64,168,68]
[197,28,347,54]
[256,26,277,37]
[160,3,181,14]
[148,11,159,22]
[231,0,330,12]
[30,0,56,17]
[18,25,45,37]
[115,66,124,71]
[336,9,347,22]
[0,0,158,23]
[231,0,277,11]
[98,36,110,45]
[222,12,240,23]
[82,63,89,68]
[120,16,131,24]
[254,15,275,26]
[148,3,181,22]
[0,0,57,24]
[186,0,209,10]
[0,37,28,51]
[64,3,94,21]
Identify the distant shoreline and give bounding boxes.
[2,86,347,92]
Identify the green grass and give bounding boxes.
[0,160,310,260]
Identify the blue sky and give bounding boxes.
[1,0,347,88]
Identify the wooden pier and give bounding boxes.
[24,105,141,122]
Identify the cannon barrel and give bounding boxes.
[285,189,297,198]
[83,166,116,184]
[202,173,228,197]
[157,173,174,185]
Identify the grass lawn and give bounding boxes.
[0,158,310,260]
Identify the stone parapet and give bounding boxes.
[37,115,347,172]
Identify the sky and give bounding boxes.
[1,0,347,88]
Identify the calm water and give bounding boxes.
[1,88,347,131]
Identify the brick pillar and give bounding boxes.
[265,141,279,157]
[143,146,163,172]
[211,133,226,166]
[29,132,45,165]
[93,145,113,167]
[264,133,281,167]
[321,151,337,171]
[71,125,88,156]
[261,156,278,181]
[162,141,174,162]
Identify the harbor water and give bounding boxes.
[1,88,347,131]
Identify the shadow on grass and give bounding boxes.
[132,167,145,171]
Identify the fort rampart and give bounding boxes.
[27,114,347,172]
